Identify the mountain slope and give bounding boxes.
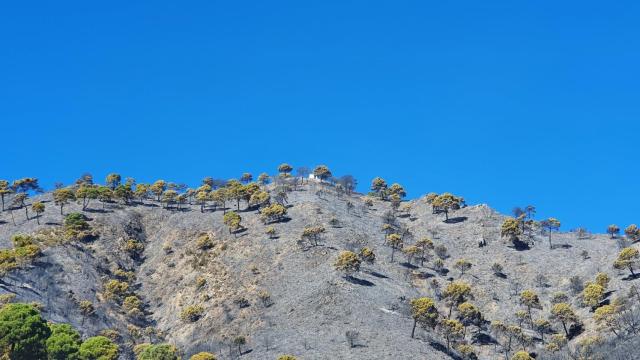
[0,181,637,360]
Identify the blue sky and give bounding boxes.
[2,1,639,232]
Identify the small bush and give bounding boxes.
[114,269,136,283]
[180,305,204,322]
[195,277,207,289]
[104,280,129,301]
[78,300,95,316]
[196,234,214,250]
[11,234,35,247]
[123,239,144,257]
[0,294,16,305]
[123,296,143,313]
[190,352,217,360]
[258,290,272,307]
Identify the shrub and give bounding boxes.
[456,344,476,360]
[123,296,143,315]
[14,244,42,262]
[11,234,34,247]
[123,239,144,257]
[78,336,119,360]
[511,351,533,360]
[195,277,207,289]
[334,251,361,277]
[595,272,610,289]
[258,290,272,307]
[260,204,287,224]
[301,225,325,246]
[265,226,277,239]
[196,234,214,250]
[63,213,93,241]
[104,280,129,301]
[98,329,121,341]
[550,292,569,304]
[359,247,376,264]
[190,352,217,360]
[582,283,605,308]
[491,263,504,276]
[46,323,81,360]
[133,343,151,356]
[78,300,95,316]
[180,305,204,322]
[0,249,18,274]
[136,343,178,360]
[64,213,89,231]
[114,269,136,283]
[0,294,16,306]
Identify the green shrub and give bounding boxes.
[46,323,81,360]
[11,234,34,247]
[78,336,119,360]
[64,213,89,230]
[14,244,41,261]
[136,343,178,360]
[0,249,18,274]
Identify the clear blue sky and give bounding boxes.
[2,1,639,232]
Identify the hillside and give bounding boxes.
[0,174,638,360]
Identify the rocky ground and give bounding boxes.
[0,181,638,360]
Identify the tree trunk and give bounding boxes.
[562,321,569,337]
[25,206,29,220]
[36,215,40,224]
[411,319,417,338]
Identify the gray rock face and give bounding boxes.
[0,184,636,359]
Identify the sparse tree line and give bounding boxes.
[0,163,357,228]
